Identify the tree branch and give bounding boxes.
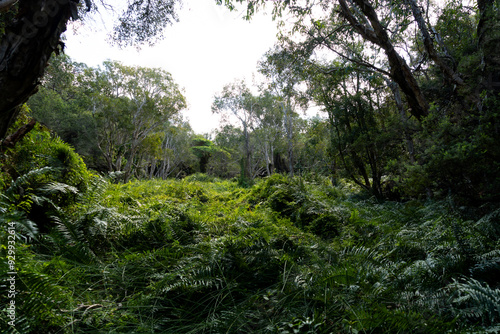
[405,0,463,86]
[0,118,36,152]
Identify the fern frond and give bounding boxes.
[4,167,55,199]
[38,182,78,196]
[11,271,69,332]
[449,277,500,325]
[475,208,500,239]
[0,203,38,240]
[49,215,97,264]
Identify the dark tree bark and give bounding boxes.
[477,0,500,93]
[0,0,80,138]
[338,0,429,120]
[0,118,36,152]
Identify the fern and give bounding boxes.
[449,277,500,325]
[0,205,38,241]
[48,215,97,264]
[0,270,70,333]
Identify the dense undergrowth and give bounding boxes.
[0,123,499,334]
[1,168,499,333]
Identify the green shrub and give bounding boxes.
[249,174,348,239]
[1,113,96,234]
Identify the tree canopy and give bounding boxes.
[0,0,182,139]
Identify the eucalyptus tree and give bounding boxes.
[0,0,181,139]
[230,0,500,200]
[223,0,499,118]
[212,80,262,180]
[83,60,186,181]
[139,120,195,179]
[251,90,283,176]
[307,62,400,197]
[27,55,103,168]
[259,47,305,176]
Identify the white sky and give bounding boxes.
[63,0,278,134]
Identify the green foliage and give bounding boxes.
[1,172,498,333]
[413,96,500,203]
[449,277,500,329]
[28,55,189,178]
[111,0,181,47]
[249,174,348,239]
[191,135,230,174]
[0,117,98,234]
[4,0,500,330]
[4,123,92,192]
[2,110,498,333]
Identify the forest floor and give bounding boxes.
[1,173,499,333]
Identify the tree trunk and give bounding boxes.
[477,0,500,93]
[243,122,252,180]
[264,140,271,176]
[0,118,36,152]
[338,0,429,120]
[123,141,139,182]
[0,0,80,138]
[387,79,416,163]
[283,101,294,176]
[406,0,463,86]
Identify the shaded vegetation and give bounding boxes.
[1,128,499,333]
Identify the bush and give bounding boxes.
[249,174,347,239]
[1,118,95,232]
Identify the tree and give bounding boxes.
[0,0,181,139]
[139,120,196,179]
[191,136,215,174]
[84,60,186,181]
[259,47,305,176]
[295,116,332,176]
[223,0,494,120]
[226,0,500,201]
[305,60,400,197]
[27,55,187,178]
[251,90,283,176]
[212,80,261,180]
[28,54,99,166]
[210,124,243,178]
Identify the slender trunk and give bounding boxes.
[243,122,251,179]
[406,0,463,86]
[387,80,416,163]
[270,143,275,174]
[149,158,155,179]
[331,114,370,192]
[264,140,271,176]
[283,102,294,176]
[339,0,429,120]
[123,139,139,182]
